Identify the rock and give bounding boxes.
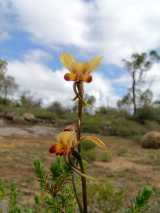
[23,113,35,122]
[0,118,6,126]
[5,112,15,121]
[13,115,25,124]
[0,112,5,117]
[142,131,160,149]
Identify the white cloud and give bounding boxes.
[10,0,89,47]
[24,49,52,62]
[112,62,160,101]
[7,0,160,64]
[7,54,118,107]
[2,0,160,104]
[88,0,160,64]
[144,63,160,100]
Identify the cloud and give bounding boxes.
[87,0,160,64]
[7,51,118,107]
[7,0,160,65]
[24,49,52,62]
[2,0,160,104]
[144,63,160,100]
[10,0,89,47]
[112,62,160,101]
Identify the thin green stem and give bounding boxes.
[71,173,83,213]
[76,81,88,213]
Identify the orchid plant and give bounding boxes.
[49,53,107,213]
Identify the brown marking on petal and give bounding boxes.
[64,73,71,81]
[64,73,77,81]
[82,73,92,83]
[86,75,92,83]
[49,144,57,153]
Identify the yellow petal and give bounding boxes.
[87,56,102,72]
[64,73,77,81]
[49,143,65,155]
[60,53,76,71]
[75,63,87,73]
[81,73,92,83]
[80,135,106,149]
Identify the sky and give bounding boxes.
[0,0,160,108]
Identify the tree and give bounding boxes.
[20,92,42,109]
[3,76,18,100]
[85,95,96,106]
[47,101,67,115]
[0,59,18,102]
[0,59,7,91]
[123,52,153,115]
[139,89,153,107]
[117,92,132,112]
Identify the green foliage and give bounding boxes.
[50,157,71,179]
[0,180,5,200]
[9,183,22,213]
[81,140,96,151]
[126,186,153,213]
[0,178,153,213]
[84,149,97,162]
[135,106,157,123]
[33,160,46,190]
[88,182,124,213]
[33,108,56,121]
[83,114,103,134]
[97,151,112,162]
[47,101,67,116]
[33,159,76,213]
[107,118,146,138]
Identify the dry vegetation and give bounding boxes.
[1,131,160,210]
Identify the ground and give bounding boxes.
[0,126,160,208]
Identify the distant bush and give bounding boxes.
[81,140,96,151]
[104,118,146,138]
[88,182,124,213]
[83,109,150,139]
[82,148,97,162]
[135,106,157,123]
[33,109,56,121]
[83,114,104,134]
[97,151,112,162]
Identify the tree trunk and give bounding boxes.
[132,71,137,115]
[4,85,8,101]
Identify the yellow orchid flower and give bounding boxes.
[60,53,102,83]
[49,131,78,156]
[49,131,106,156]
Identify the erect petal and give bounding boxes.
[87,56,102,72]
[64,73,77,81]
[80,135,106,149]
[60,53,76,71]
[75,63,87,73]
[57,131,78,150]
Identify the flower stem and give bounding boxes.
[71,173,83,213]
[76,82,88,213]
